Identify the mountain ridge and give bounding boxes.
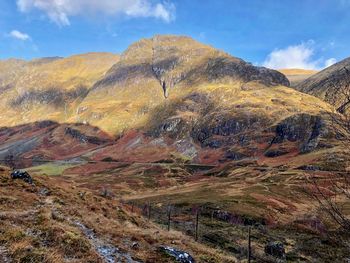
[296,56,350,113]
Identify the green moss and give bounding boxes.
[27,163,75,176]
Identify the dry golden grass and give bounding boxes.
[0,166,237,262]
[278,68,318,75]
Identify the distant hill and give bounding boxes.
[296,57,350,113]
[278,68,318,87]
[0,52,119,127]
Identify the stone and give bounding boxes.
[10,170,33,184]
[159,246,195,263]
[265,241,286,259]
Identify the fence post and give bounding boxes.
[195,208,200,241]
[147,201,151,220]
[248,226,251,263]
[167,205,172,231]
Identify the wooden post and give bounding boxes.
[167,205,172,231]
[147,201,151,220]
[195,208,200,241]
[131,202,134,213]
[248,226,251,263]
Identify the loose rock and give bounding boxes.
[265,241,286,259]
[159,246,195,263]
[10,170,33,184]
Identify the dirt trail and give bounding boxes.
[74,221,141,263]
[41,196,141,262]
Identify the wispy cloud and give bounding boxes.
[16,0,175,26]
[9,30,31,41]
[263,41,336,70]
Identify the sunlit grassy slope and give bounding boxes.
[278,68,318,87]
[0,166,237,262]
[0,52,119,127]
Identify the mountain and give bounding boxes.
[296,57,350,113]
[278,68,318,87]
[0,35,334,165]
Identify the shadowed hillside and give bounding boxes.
[296,57,350,113]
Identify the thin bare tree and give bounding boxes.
[309,66,350,231]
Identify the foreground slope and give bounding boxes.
[296,57,350,113]
[0,166,236,262]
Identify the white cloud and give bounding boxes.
[9,30,31,41]
[263,41,337,70]
[325,58,337,68]
[17,0,175,26]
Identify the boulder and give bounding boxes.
[158,246,195,263]
[265,241,286,259]
[10,170,33,184]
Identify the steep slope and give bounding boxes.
[296,57,350,113]
[0,166,236,262]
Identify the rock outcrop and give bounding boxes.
[265,241,286,259]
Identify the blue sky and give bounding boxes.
[1,0,349,69]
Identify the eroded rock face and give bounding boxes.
[270,114,326,153]
[265,241,286,259]
[146,89,328,162]
[64,126,110,145]
[192,115,265,148]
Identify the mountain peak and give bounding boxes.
[95,34,289,97]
